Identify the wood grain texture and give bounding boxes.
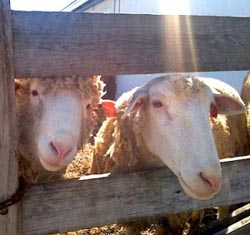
[21,156,250,235]
[226,225,250,235]
[190,203,250,234]
[12,11,250,77]
[0,1,20,235]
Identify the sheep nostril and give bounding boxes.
[200,172,221,192]
[50,141,59,156]
[50,141,65,158]
[50,141,73,159]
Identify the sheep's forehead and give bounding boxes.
[32,77,83,94]
[29,76,102,99]
[148,75,211,100]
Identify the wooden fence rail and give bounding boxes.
[12,11,250,78]
[22,156,250,235]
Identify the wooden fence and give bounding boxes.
[1,0,250,234]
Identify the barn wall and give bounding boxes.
[84,0,116,13]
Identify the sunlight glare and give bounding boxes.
[157,0,191,15]
[10,0,74,11]
[158,0,198,72]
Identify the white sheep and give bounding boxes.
[241,72,250,146]
[212,72,250,220]
[207,74,250,220]
[206,77,250,160]
[15,75,105,184]
[91,74,245,235]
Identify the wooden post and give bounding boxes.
[0,0,20,234]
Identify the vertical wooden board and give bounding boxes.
[0,0,20,234]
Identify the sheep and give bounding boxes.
[90,74,245,235]
[206,74,250,220]
[15,75,105,184]
[212,72,250,220]
[240,72,250,146]
[207,77,250,160]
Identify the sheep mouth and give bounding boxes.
[39,156,65,172]
[178,174,218,200]
[38,147,77,172]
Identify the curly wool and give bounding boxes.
[91,89,163,175]
[210,112,249,160]
[16,75,104,184]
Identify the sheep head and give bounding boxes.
[16,76,104,172]
[122,75,245,200]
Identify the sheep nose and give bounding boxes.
[50,134,74,160]
[50,142,72,160]
[199,172,221,193]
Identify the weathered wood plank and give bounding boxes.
[190,203,250,234]
[12,11,250,77]
[225,204,250,235]
[0,1,20,235]
[216,215,250,235]
[226,223,250,235]
[21,156,250,235]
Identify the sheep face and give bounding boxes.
[123,75,245,200]
[16,77,97,172]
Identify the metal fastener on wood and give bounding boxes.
[0,177,27,215]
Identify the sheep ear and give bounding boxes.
[199,77,246,115]
[213,94,245,115]
[122,88,148,118]
[15,79,22,92]
[101,100,116,117]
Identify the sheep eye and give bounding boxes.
[31,90,39,96]
[152,100,163,108]
[210,103,218,118]
[86,103,92,110]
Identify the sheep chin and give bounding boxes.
[39,156,67,172]
[178,174,220,201]
[38,146,77,172]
